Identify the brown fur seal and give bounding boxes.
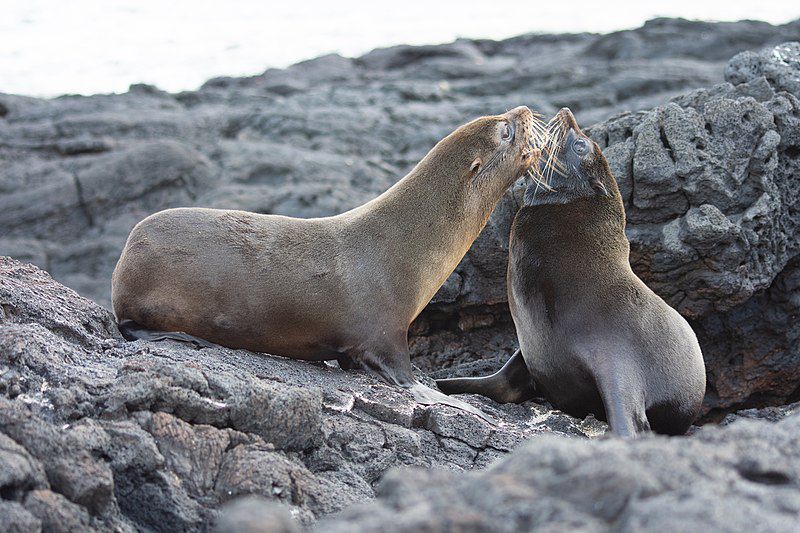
[112,106,542,419]
[437,108,706,436]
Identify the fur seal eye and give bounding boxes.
[500,122,513,141]
[470,158,482,173]
[572,138,589,155]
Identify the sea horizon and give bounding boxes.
[3,0,798,98]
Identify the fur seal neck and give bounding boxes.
[341,106,540,318]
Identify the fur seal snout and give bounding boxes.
[438,108,706,436]
[112,106,543,420]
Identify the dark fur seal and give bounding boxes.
[437,108,706,436]
[112,106,541,419]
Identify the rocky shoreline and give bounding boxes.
[2,17,800,532]
[1,257,603,531]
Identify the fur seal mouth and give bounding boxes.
[520,114,559,194]
[504,107,551,208]
[516,107,548,175]
[521,108,576,196]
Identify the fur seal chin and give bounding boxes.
[438,108,706,437]
[112,106,544,423]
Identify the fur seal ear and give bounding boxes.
[470,158,482,173]
[593,180,611,197]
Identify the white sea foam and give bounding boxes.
[1,0,797,97]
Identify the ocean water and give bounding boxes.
[1,0,797,97]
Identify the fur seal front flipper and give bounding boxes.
[436,350,537,404]
[594,358,652,437]
[337,345,498,423]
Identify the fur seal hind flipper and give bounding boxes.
[435,350,537,404]
[117,319,216,349]
[410,382,497,425]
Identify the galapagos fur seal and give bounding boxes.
[112,106,542,419]
[437,108,706,436]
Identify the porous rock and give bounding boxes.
[319,413,800,532]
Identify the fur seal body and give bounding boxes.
[437,108,706,436]
[112,106,540,417]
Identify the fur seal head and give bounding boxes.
[524,107,614,206]
[434,106,541,199]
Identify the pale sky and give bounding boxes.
[2,0,798,97]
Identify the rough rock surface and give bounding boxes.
[2,261,798,532]
[1,20,800,417]
[2,18,800,531]
[0,257,601,531]
[318,410,800,532]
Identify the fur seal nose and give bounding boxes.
[507,106,532,122]
[557,107,580,131]
[506,106,536,149]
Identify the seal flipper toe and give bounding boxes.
[117,319,216,349]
